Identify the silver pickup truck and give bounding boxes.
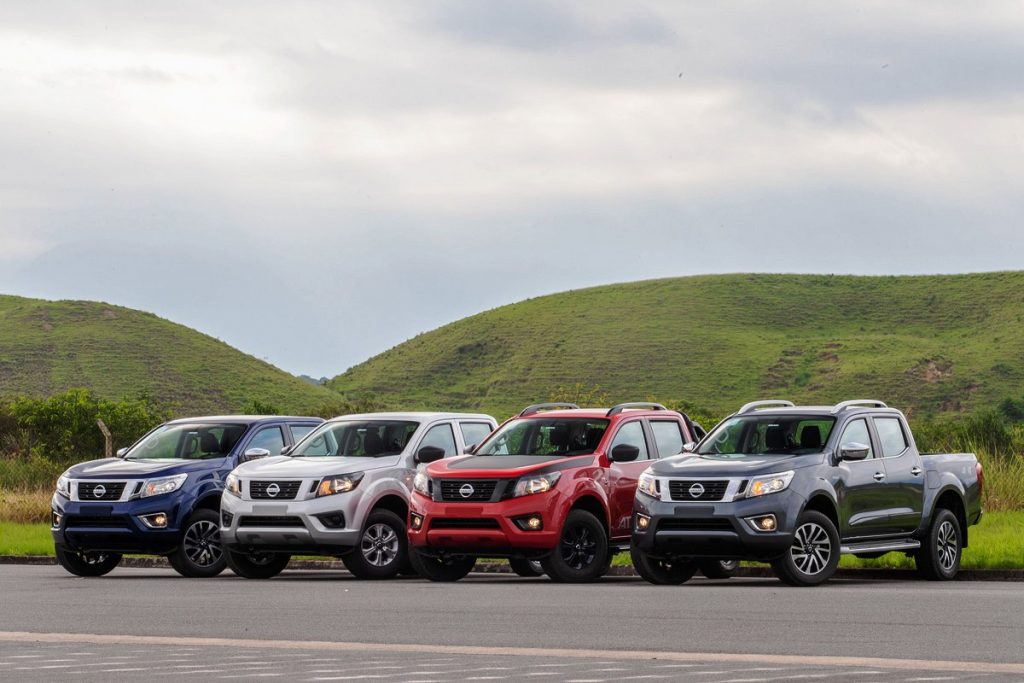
[220,411,497,579]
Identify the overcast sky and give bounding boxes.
[2,1,1023,377]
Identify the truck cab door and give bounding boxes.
[604,419,654,540]
[872,416,924,533]
[835,418,898,538]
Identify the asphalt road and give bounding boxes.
[2,565,1023,681]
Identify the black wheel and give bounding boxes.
[630,546,697,585]
[508,558,545,577]
[225,549,291,579]
[541,510,609,583]
[770,510,840,587]
[915,508,962,581]
[55,547,122,577]
[167,509,227,578]
[341,510,408,580]
[699,559,739,579]
[409,548,476,582]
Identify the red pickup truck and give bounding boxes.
[407,402,703,582]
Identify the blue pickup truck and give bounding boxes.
[51,415,322,578]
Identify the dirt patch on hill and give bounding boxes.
[908,357,954,383]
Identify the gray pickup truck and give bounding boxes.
[631,400,983,586]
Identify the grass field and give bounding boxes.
[0,294,337,414]
[329,272,1024,419]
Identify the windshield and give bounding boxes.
[698,415,836,458]
[291,420,419,457]
[125,423,248,460]
[476,418,609,457]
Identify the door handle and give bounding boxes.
[910,466,922,476]
[873,472,886,481]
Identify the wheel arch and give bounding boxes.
[932,487,969,547]
[370,493,409,523]
[568,494,610,535]
[801,492,839,531]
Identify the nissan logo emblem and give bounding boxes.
[459,483,475,498]
[689,483,705,498]
[93,484,107,499]
[266,483,281,498]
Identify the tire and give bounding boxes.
[341,510,408,580]
[55,547,122,577]
[226,549,291,579]
[770,510,840,587]
[541,510,609,583]
[699,559,739,579]
[630,546,697,585]
[408,548,476,582]
[508,558,545,577]
[914,508,962,581]
[167,509,227,578]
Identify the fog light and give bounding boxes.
[513,515,543,531]
[410,513,424,530]
[746,514,777,532]
[139,512,169,529]
[316,512,346,529]
[635,513,651,531]
[51,511,63,528]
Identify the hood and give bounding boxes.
[427,454,594,478]
[65,457,225,479]
[233,454,401,478]
[648,452,826,478]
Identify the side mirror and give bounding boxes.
[839,442,871,462]
[116,447,128,458]
[281,445,293,456]
[610,444,640,462]
[681,442,697,453]
[242,447,272,462]
[416,446,446,464]
[464,443,477,455]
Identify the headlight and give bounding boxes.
[637,472,660,498]
[317,472,364,497]
[56,473,71,499]
[413,471,432,497]
[225,473,242,497]
[747,471,795,498]
[512,472,561,497]
[141,473,188,498]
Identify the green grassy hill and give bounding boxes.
[328,272,1024,419]
[0,295,336,414]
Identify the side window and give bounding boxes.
[290,424,317,444]
[459,422,493,449]
[650,420,685,458]
[839,419,874,459]
[420,423,457,457]
[874,417,908,457]
[248,426,285,455]
[609,421,650,461]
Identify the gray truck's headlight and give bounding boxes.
[317,472,364,497]
[747,471,795,498]
[637,472,660,498]
[56,473,71,499]
[512,472,561,497]
[413,471,432,497]
[225,473,242,497]
[141,473,187,498]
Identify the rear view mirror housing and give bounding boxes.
[839,442,871,462]
[610,444,640,462]
[682,442,697,453]
[242,447,272,463]
[416,446,446,464]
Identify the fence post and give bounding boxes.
[96,419,113,458]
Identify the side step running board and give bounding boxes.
[841,539,921,555]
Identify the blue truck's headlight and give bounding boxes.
[56,473,71,499]
[141,473,187,498]
[747,471,795,498]
[637,472,660,499]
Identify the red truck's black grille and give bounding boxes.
[657,518,734,532]
[439,480,498,502]
[77,481,126,501]
[668,480,729,502]
[429,518,501,530]
[237,516,306,528]
[249,481,301,500]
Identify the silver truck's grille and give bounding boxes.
[249,480,301,500]
[439,479,498,502]
[77,481,126,501]
[668,480,730,502]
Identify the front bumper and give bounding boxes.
[220,491,362,555]
[50,493,187,555]
[407,490,564,559]
[631,489,805,561]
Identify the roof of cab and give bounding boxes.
[515,408,680,420]
[165,415,323,425]
[324,412,496,423]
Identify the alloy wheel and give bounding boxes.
[183,520,223,567]
[560,525,597,570]
[937,520,958,572]
[361,523,399,567]
[790,521,831,576]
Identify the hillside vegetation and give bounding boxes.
[329,272,1024,419]
[0,294,336,414]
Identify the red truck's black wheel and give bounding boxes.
[631,546,697,585]
[55,547,122,577]
[770,511,839,586]
[409,549,476,582]
[541,510,609,583]
[915,508,962,581]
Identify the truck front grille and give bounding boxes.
[429,518,501,530]
[439,480,498,502]
[657,518,734,532]
[249,480,301,500]
[237,516,306,528]
[65,516,129,529]
[77,481,126,501]
[668,480,729,502]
